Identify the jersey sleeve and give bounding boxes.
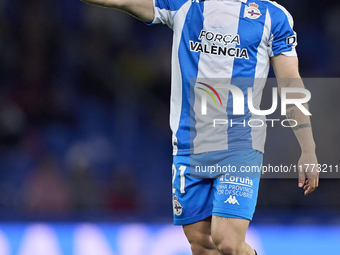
[151,0,173,27]
[149,0,187,28]
[267,3,297,57]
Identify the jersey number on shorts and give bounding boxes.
[172,165,186,194]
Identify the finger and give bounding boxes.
[309,178,317,189]
[304,186,316,196]
[315,168,320,188]
[298,172,305,188]
[304,178,317,195]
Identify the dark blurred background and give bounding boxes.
[0,0,339,223]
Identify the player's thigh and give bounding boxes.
[182,217,215,249]
[211,216,250,246]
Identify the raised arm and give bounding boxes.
[80,0,154,22]
[271,54,319,196]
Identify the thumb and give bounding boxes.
[298,172,305,188]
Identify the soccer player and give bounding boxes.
[80,0,319,254]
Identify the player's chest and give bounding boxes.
[174,1,269,50]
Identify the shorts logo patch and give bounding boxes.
[224,195,240,205]
[173,195,183,216]
[244,3,262,19]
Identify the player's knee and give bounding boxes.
[216,242,240,255]
[212,236,240,255]
[190,243,214,255]
[186,232,216,255]
[190,238,216,255]
[219,245,240,255]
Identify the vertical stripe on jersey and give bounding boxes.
[250,9,272,152]
[176,1,205,154]
[228,2,266,150]
[169,0,193,155]
[192,1,242,154]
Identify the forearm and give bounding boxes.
[271,49,319,194]
[286,103,315,153]
[80,0,154,22]
[80,0,122,8]
[279,78,316,153]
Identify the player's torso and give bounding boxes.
[170,0,271,155]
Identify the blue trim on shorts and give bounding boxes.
[212,212,249,220]
[174,208,213,226]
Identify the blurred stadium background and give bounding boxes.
[0,0,339,254]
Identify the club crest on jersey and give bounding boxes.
[244,3,262,19]
[173,195,183,216]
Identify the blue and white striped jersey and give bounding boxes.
[151,0,297,155]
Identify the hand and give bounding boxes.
[297,151,319,196]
